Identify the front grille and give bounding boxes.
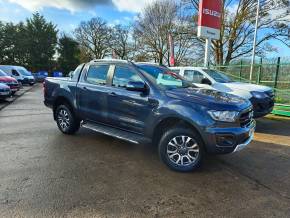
[0,88,10,92]
[239,109,253,128]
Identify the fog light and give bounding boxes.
[216,134,235,147]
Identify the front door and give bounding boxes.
[107,65,153,134]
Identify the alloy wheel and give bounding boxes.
[57,109,70,131]
[167,135,200,166]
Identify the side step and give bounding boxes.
[81,122,151,145]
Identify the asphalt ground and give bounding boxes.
[0,84,290,217]
[0,86,33,111]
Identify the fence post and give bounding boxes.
[274,57,280,89]
[239,60,242,81]
[257,58,262,84]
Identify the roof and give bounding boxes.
[169,66,207,70]
[89,59,130,64]
[134,62,161,66]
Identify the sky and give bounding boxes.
[0,0,289,59]
[0,0,155,32]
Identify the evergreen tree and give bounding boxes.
[25,12,58,72]
[57,34,80,75]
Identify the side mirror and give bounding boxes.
[201,78,212,85]
[126,81,147,92]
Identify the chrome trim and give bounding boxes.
[233,120,256,153]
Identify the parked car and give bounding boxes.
[0,69,20,95]
[0,83,11,100]
[170,67,274,118]
[34,71,48,83]
[44,60,255,172]
[0,65,35,86]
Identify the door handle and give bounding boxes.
[83,86,88,90]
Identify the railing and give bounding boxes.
[208,57,290,117]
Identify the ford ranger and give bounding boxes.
[44,60,255,172]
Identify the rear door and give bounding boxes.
[77,64,112,124]
[106,65,153,134]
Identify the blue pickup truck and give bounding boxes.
[44,60,255,172]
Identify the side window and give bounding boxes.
[184,70,204,83]
[112,66,143,88]
[12,69,20,76]
[86,65,109,85]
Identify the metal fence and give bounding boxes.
[209,57,290,117]
[210,57,290,104]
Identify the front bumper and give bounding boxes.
[0,91,11,99]
[9,85,20,92]
[250,97,274,118]
[21,78,35,84]
[233,127,254,152]
[202,120,256,154]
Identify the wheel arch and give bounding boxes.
[152,116,205,149]
[53,96,75,121]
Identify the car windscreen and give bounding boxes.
[136,64,192,90]
[203,69,233,83]
[18,69,32,76]
[0,70,7,76]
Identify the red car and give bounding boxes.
[0,69,20,95]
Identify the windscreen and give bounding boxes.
[0,70,7,76]
[203,69,233,83]
[137,64,192,89]
[18,68,32,76]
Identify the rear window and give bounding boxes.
[86,65,109,85]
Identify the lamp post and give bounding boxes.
[249,0,260,82]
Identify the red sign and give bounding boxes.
[197,0,222,40]
[168,33,175,66]
[170,56,175,66]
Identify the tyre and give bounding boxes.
[55,104,80,134]
[158,127,204,172]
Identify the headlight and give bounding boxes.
[250,91,267,99]
[208,110,239,122]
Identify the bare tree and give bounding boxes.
[110,25,131,59]
[183,0,290,65]
[74,17,111,59]
[167,10,204,66]
[134,0,178,64]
